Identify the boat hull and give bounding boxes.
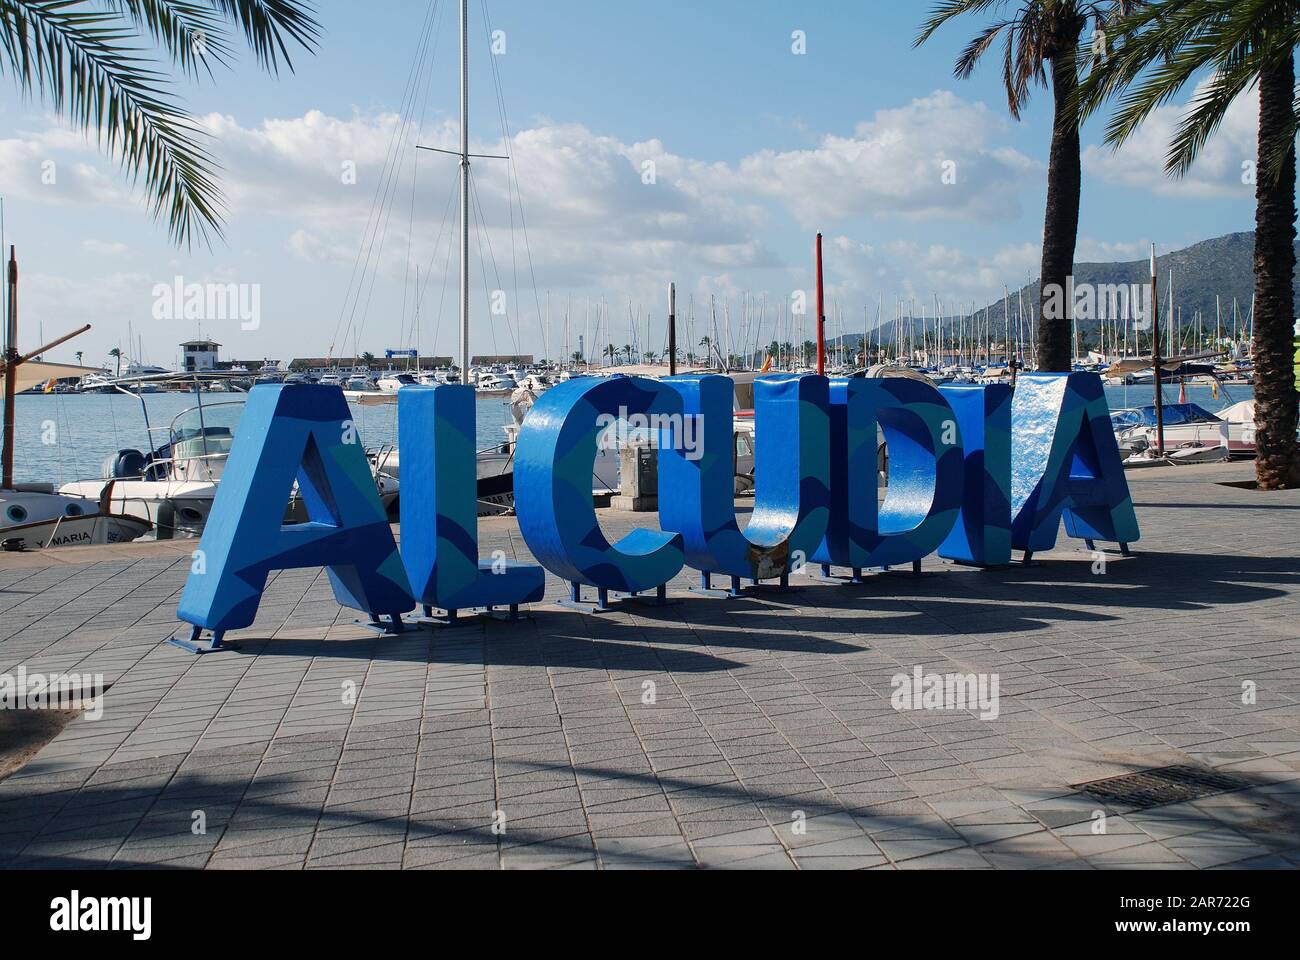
[0,513,152,550]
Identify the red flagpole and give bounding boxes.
[815,233,826,376]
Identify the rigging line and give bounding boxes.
[469,167,519,355]
[470,185,501,357]
[417,172,463,336]
[482,0,544,348]
[329,0,439,357]
[399,146,420,350]
[351,22,445,354]
[400,0,446,356]
[418,171,465,356]
[430,189,460,365]
[478,0,521,358]
[424,173,462,362]
[353,155,413,350]
[339,47,437,358]
[470,170,514,356]
[345,0,446,355]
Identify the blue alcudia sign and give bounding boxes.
[175,373,1139,639]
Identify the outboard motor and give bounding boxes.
[103,449,147,479]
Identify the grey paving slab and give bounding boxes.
[1,462,1298,868]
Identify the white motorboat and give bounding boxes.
[342,374,389,405]
[0,486,151,551]
[1112,401,1255,460]
[75,371,117,394]
[343,372,419,405]
[476,372,517,395]
[377,372,419,393]
[60,395,399,538]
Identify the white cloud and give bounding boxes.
[82,239,131,256]
[0,129,131,209]
[194,112,778,304]
[1083,79,1257,197]
[1074,238,1148,262]
[0,97,1115,360]
[728,91,1039,226]
[825,235,1041,307]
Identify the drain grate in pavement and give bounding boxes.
[1074,765,1252,810]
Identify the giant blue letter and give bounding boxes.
[1010,373,1140,554]
[515,376,683,605]
[399,384,544,620]
[852,377,964,569]
[938,383,1012,566]
[660,374,830,589]
[176,384,412,646]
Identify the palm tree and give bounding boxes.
[108,347,121,377]
[917,1,1139,371]
[570,350,583,364]
[1,1,320,247]
[1078,0,1300,489]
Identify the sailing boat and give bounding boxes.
[369,3,766,509]
[0,246,151,549]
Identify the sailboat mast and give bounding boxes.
[1150,244,1165,456]
[668,282,677,375]
[458,0,471,385]
[2,246,16,489]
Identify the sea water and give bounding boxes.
[8,391,516,487]
[7,381,1252,487]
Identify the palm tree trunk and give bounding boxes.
[1037,43,1082,373]
[1253,53,1300,489]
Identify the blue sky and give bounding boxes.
[0,0,1254,369]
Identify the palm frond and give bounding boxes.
[0,0,320,247]
[916,0,1008,48]
[1164,56,1260,175]
[917,0,1100,119]
[0,0,224,246]
[1079,0,1299,182]
[209,0,320,74]
[956,19,1008,79]
[104,0,232,77]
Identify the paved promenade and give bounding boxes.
[1,461,1297,870]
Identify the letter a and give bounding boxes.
[1010,373,1140,553]
[176,384,412,639]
